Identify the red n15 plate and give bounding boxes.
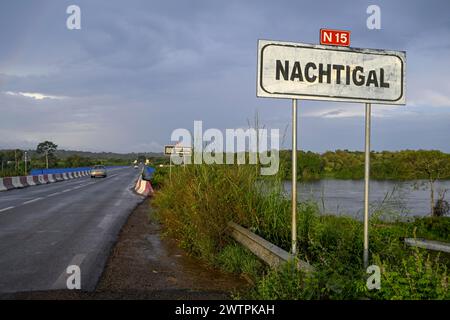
[320,29,351,46]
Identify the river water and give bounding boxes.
[283,179,450,219]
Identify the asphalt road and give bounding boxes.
[0,167,144,294]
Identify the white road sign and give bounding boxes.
[165,145,192,156]
[257,40,406,104]
[174,146,192,156]
[164,145,175,155]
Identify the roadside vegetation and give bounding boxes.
[152,163,450,300]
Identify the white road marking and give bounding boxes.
[0,206,15,213]
[52,253,86,290]
[23,197,43,205]
[47,192,61,197]
[98,214,115,230]
[62,189,72,193]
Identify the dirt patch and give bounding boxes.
[95,198,249,299]
[3,199,248,300]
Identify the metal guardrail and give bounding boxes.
[404,238,450,253]
[227,221,314,272]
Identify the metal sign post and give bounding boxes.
[169,154,172,180]
[165,145,175,181]
[363,103,371,268]
[165,145,192,176]
[291,99,298,255]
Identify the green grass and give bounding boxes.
[152,164,450,300]
[215,242,265,282]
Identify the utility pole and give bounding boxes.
[45,150,49,169]
[24,152,28,176]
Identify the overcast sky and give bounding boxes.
[1,0,449,153]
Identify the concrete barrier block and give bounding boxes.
[12,177,24,188]
[26,176,36,186]
[0,178,7,191]
[33,176,40,185]
[19,176,28,187]
[38,175,46,184]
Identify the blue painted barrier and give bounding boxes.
[142,166,155,181]
[30,165,129,176]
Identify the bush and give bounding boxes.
[250,261,309,300]
[151,167,169,189]
[434,200,450,217]
[368,248,449,299]
[216,243,264,282]
[412,217,450,242]
[153,164,261,263]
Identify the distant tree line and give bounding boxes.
[278,149,450,181]
[278,149,450,216]
[0,149,25,177]
[0,140,144,177]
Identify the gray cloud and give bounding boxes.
[1,0,450,153]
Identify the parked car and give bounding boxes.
[91,165,107,178]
